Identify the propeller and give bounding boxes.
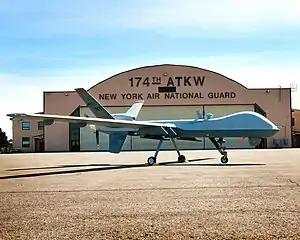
[95,129,100,149]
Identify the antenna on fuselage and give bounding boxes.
[195,110,203,120]
[204,113,214,120]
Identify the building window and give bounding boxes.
[38,121,44,130]
[22,137,30,148]
[22,121,30,130]
[292,118,295,126]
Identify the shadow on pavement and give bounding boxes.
[166,163,266,167]
[7,164,113,171]
[1,157,265,180]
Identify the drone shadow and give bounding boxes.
[7,164,113,171]
[0,158,265,180]
[166,163,266,167]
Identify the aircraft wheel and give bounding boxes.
[221,156,228,164]
[147,156,156,165]
[178,155,186,163]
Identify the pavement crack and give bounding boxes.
[287,179,300,187]
[0,184,299,194]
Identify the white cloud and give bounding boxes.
[0,76,43,139]
[2,0,299,37]
[127,0,300,31]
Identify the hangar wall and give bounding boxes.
[13,64,292,152]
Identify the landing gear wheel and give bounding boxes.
[147,156,156,165]
[221,155,228,164]
[178,155,186,163]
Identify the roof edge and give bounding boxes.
[44,91,75,94]
[88,63,248,91]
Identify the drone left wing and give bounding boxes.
[7,113,176,130]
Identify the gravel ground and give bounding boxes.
[0,149,300,239]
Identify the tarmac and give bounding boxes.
[0,149,300,239]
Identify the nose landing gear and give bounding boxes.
[209,137,229,164]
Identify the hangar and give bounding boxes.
[10,64,293,152]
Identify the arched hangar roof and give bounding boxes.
[88,64,248,91]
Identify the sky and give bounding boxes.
[0,0,299,139]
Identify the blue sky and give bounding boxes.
[0,0,300,139]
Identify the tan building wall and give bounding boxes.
[11,115,44,152]
[43,91,85,152]
[11,64,293,152]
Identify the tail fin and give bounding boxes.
[125,100,144,120]
[109,133,127,153]
[75,88,114,119]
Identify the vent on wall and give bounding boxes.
[290,82,298,92]
[278,86,282,101]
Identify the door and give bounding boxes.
[70,140,80,152]
[254,104,267,149]
[34,138,44,152]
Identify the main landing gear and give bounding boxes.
[209,137,229,164]
[147,137,186,166]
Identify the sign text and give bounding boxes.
[98,91,236,101]
[128,76,205,87]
